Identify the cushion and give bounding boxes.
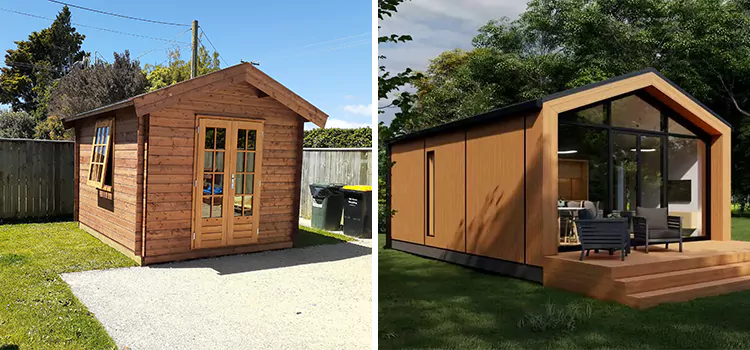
[648,229,681,239]
[579,201,598,220]
[636,207,668,229]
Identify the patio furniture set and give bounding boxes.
[559,202,683,261]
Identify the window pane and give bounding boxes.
[213,174,224,195]
[212,197,223,218]
[236,152,245,172]
[611,95,662,131]
[95,128,101,144]
[560,104,605,124]
[640,135,663,208]
[668,117,696,136]
[234,196,242,216]
[237,129,247,150]
[205,127,215,149]
[104,126,110,141]
[215,152,224,172]
[203,152,213,172]
[558,124,609,209]
[236,174,244,195]
[243,195,252,216]
[612,133,638,211]
[216,128,226,150]
[247,130,256,150]
[203,174,212,195]
[246,152,255,172]
[244,174,254,194]
[668,137,703,236]
[201,197,211,218]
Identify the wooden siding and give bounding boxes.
[143,80,302,261]
[424,131,465,252]
[390,139,425,245]
[466,116,526,263]
[0,139,74,220]
[75,106,141,255]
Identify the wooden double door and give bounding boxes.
[192,117,264,249]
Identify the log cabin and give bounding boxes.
[386,68,749,308]
[62,63,328,265]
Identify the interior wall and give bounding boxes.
[424,131,466,252]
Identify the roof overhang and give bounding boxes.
[63,62,329,129]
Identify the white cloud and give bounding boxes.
[305,119,370,130]
[342,104,373,117]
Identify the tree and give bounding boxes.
[44,51,148,140]
[0,109,35,139]
[143,45,220,91]
[0,6,86,114]
[400,0,750,201]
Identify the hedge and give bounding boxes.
[303,127,372,148]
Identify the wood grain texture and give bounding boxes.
[424,131,466,252]
[390,139,425,245]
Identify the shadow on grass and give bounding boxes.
[378,234,750,349]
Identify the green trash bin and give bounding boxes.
[309,183,344,230]
[341,185,372,237]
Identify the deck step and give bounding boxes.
[627,275,750,308]
[616,261,750,295]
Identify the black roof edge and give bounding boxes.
[387,99,542,145]
[388,67,730,145]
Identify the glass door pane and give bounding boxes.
[613,133,638,213]
[640,135,663,208]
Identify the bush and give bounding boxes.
[303,127,372,148]
[517,302,593,332]
[0,109,36,139]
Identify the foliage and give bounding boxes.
[0,6,86,114]
[386,0,750,201]
[45,50,147,140]
[517,302,592,332]
[302,127,372,148]
[378,218,750,348]
[0,109,36,139]
[143,45,220,92]
[0,222,136,349]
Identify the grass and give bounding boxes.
[295,224,354,248]
[0,222,137,350]
[378,216,750,349]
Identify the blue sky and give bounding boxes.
[0,0,372,129]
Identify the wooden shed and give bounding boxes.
[62,63,328,265]
[386,68,747,307]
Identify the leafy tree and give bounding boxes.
[303,127,372,148]
[396,0,750,202]
[45,50,148,139]
[0,109,35,139]
[143,45,220,91]
[0,6,86,114]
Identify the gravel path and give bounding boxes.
[62,240,371,350]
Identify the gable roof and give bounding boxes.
[389,67,729,145]
[62,62,329,128]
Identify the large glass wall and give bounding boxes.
[557,92,707,247]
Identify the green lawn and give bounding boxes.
[379,217,750,349]
[0,222,353,349]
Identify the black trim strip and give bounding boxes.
[391,240,543,283]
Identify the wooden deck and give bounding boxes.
[543,240,750,308]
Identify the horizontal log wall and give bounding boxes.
[0,138,74,221]
[299,148,372,219]
[143,79,303,262]
[75,107,141,255]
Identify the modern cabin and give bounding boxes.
[386,68,747,308]
[62,63,328,265]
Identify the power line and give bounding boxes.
[0,7,190,44]
[298,31,369,49]
[136,28,191,59]
[199,28,230,67]
[269,39,370,59]
[48,0,188,27]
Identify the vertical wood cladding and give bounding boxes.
[424,131,466,252]
[390,139,425,245]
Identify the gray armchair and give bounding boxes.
[577,218,629,261]
[633,207,683,253]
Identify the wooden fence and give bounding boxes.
[0,138,75,221]
[299,148,372,219]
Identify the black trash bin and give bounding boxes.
[309,183,345,230]
[341,185,372,237]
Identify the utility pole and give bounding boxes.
[191,20,198,79]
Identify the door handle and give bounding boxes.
[231,174,235,189]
